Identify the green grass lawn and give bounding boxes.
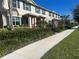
[41,29,79,59]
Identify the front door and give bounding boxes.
[22,16,28,26]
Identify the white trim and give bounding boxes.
[28,16,32,28]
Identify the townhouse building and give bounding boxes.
[0,0,61,28]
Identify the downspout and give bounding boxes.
[8,0,13,30]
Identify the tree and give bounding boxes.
[61,15,70,26]
[73,4,79,25]
[60,15,72,29]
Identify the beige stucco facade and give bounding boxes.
[0,0,61,28]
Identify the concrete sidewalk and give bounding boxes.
[1,29,76,59]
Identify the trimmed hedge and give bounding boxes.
[0,28,54,57]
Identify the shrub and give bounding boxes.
[37,20,48,28]
[0,27,54,57]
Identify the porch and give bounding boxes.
[21,13,46,28]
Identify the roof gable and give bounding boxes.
[27,0,36,5]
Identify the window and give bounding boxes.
[16,17,20,25]
[12,0,20,8]
[54,14,56,17]
[56,14,58,18]
[52,13,54,17]
[35,7,40,14]
[23,3,31,11]
[42,10,45,15]
[12,16,16,25]
[12,16,20,25]
[58,16,60,18]
[18,0,20,8]
[49,12,51,16]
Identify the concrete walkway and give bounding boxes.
[1,28,77,59]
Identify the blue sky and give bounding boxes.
[34,0,79,16]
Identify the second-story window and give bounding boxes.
[49,12,51,16]
[56,14,58,18]
[12,0,20,8]
[42,10,46,15]
[52,13,54,17]
[23,3,31,11]
[58,16,60,19]
[35,7,40,14]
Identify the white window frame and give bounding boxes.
[12,0,20,8]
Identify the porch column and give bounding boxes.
[15,18,16,25]
[32,18,34,27]
[34,17,37,27]
[41,18,45,28]
[28,16,32,28]
[20,17,21,25]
